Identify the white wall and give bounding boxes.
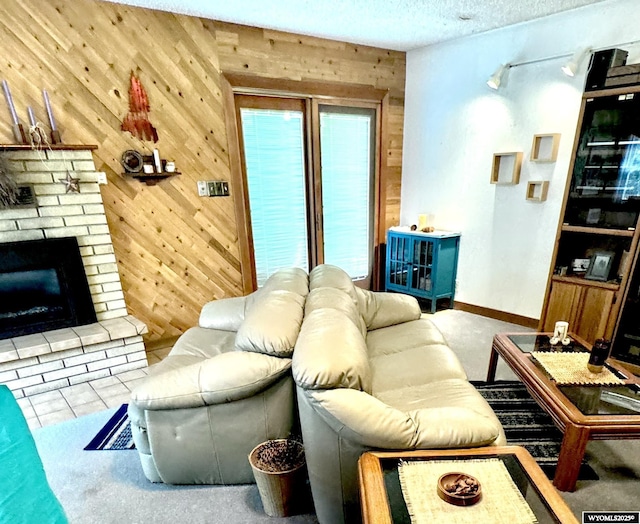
[402,0,640,320]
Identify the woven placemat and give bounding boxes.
[398,458,537,524]
[531,352,624,386]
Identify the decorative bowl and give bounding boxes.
[437,472,482,506]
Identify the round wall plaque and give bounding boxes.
[121,150,144,173]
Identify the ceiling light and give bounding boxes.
[562,48,591,77]
[487,64,510,90]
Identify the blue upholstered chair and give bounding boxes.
[0,385,67,524]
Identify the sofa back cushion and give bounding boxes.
[305,287,366,337]
[309,265,359,306]
[233,268,309,357]
[292,308,371,393]
[236,290,305,357]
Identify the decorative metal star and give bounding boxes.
[59,171,80,193]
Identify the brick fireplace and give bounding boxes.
[0,146,148,398]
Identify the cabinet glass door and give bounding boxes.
[387,234,410,287]
[566,92,640,229]
[612,260,640,365]
[410,239,433,292]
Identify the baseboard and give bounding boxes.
[453,301,539,329]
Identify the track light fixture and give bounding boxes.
[562,48,591,77]
[487,64,510,90]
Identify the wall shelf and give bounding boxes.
[125,172,181,186]
[531,133,560,162]
[490,152,522,185]
[526,181,549,201]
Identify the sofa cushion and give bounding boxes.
[235,290,305,357]
[293,308,371,392]
[366,318,448,357]
[309,264,359,306]
[305,287,366,336]
[370,345,467,393]
[260,267,309,296]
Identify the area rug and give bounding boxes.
[84,404,135,450]
[473,380,598,480]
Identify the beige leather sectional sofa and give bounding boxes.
[292,265,506,524]
[129,264,505,524]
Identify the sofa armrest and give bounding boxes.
[356,289,421,330]
[304,388,500,449]
[131,351,291,410]
[199,296,248,331]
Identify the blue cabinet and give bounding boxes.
[385,229,460,313]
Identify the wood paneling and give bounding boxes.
[0,0,406,343]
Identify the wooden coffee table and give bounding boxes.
[358,446,577,523]
[487,332,640,492]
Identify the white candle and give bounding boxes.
[42,89,57,131]
[27,106,36,126]
[2,80,19,125]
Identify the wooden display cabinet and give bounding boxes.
[539,85,640,349]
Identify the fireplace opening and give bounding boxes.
[0,237,97,340]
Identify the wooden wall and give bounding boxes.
[0,0,406,344]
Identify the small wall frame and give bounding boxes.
[491,152,523,185]
[526,180,549,201]
[531,133,561,162]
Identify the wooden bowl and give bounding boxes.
[437,472,482,506]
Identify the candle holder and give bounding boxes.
[12,123,27,144]
[50,130,61,144]
[587,338,611,373]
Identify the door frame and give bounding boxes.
[221,72,389,293]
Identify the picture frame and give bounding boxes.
[585,251,615,282]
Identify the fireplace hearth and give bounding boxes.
[0,237,97,340]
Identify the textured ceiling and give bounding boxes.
[104,0,610,51]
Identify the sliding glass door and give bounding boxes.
[319,105,375,285]
[236,95,377,288]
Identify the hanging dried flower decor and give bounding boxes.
[121,71,158,142]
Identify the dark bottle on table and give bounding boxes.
[587,338,611,373]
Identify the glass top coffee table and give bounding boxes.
[487,333,640,491]
[358,446,577,523]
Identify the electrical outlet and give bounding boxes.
[96,172,108,185]
[197,181,207,197]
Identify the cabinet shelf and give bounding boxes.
[551,274,620,291]
[561,224,635,237]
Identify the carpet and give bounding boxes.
[473,380,598,480]
[84,404,135,450]
[87,383,596,481]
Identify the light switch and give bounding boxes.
[197,181,207,197]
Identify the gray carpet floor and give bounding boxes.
[32,309,640,523]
